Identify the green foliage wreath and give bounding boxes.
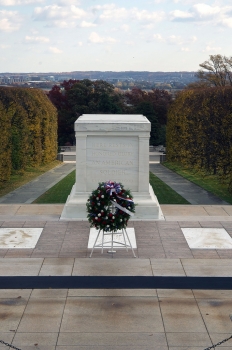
[86,181,135,232]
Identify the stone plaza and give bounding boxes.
[0,203,232,350]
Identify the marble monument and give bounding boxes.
[60,114,163,220]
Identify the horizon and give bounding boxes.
[0,70,197,74]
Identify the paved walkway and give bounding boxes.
[150,163,230,205]
[0,163,75,204]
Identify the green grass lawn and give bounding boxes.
[149,172,190,204]
[33,170,76,203]
[33,170,190,204]
[163,161,232,204]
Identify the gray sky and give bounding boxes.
[1,0,231,73]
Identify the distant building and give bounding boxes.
[30,76,40,81]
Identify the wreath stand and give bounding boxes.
[89,228,136,258]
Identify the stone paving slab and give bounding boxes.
[166,332,211,348]
[17,298,66,333]
[61,296,164,333]
[16,205,64,216]
[57,333,167,348]
[161,204,232,217]
[160,297,206,333]
[67,289,158,297]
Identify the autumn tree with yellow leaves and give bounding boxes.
[166,86,232,192]
[0,87,57,182]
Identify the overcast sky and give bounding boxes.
[0,0,232,73]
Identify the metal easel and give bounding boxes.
[89,228,136,258]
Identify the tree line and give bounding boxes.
[0,87,57,182]
[1,54,231,193]
[48,79,171,146]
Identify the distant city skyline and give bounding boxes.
[0,0,231,73]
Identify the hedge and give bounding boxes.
[0,87,57,182]
[166,87,232,192]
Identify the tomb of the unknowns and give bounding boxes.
[60,114,163,221]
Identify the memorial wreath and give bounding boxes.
[86,181,136,232]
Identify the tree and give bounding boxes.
[135,101,163,145]
[185,81,211,90]
[49,79,125,145]
[124,87,172,125]
[196,54,232,87]
[124,87,172,145]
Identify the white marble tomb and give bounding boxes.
[60,114,163,220]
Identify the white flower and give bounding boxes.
[127,195,129,198]
[95,217,98,220]
[97,203,100,206]
[101,210,104,212]
[128,206,131,209]
[105,216,108,219]
[112,216,115,219]
[101,195,104,198]
[107,225,110,227]
[96,197,99,201]
[120,219,122,222]
[98,213,101,217]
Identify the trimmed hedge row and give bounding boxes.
[166,87,232,192]
[0,87,57,182]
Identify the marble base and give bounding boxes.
[60,184,164,221]
[182,228,232,249]
[0,228,43,248]
[88,228,137,248]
